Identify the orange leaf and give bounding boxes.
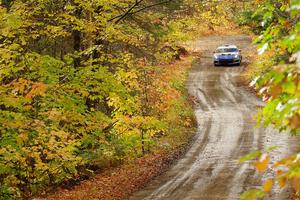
[276,170,284,177]
[290,114,300,128]
[291,176,300,191]
[273,158,290,168]
[278,178,287,188]
[263,179,273,193]
[254,153,270,172]
[25,83,46,99]
[270,85,282,98]
[277,170,287,188]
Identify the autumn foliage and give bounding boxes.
[240,0,300,199]
[0,0,198,198]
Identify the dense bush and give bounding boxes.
[0,0,253,198]
[0,0,198,198]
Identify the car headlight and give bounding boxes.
[234,54,239,58]
[214,55,218,59]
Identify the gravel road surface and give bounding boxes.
[129,35,298,200]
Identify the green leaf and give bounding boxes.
[282,81,296,94]
[240,150,262,163]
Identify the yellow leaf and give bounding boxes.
[247,197,254,200]
[16,132,28,146]
[263,179,273,193]
[254,153,270,172]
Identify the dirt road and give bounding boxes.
[129,35,298,200]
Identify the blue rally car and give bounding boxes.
[213,45,242,66]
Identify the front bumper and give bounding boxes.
[214,58,241,65]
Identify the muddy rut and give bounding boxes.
[129,35,298,200]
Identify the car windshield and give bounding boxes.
[216,48,238,53]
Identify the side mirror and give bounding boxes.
[213,51,216,53]
[239,49,242,52]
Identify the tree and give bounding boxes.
[0,0,197,198]
[238,0,300,199]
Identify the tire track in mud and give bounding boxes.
[129,35,298,200]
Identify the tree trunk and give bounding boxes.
[1,0,12,9]
[73,7,82,68]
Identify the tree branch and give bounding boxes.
[127,0,172,17]
[109,0,173,24]
[109,0,145,24]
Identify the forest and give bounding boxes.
[0,0,299,199]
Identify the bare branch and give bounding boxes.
[126,0,172,17]
[109,0,145,23]
[109,0,173,24]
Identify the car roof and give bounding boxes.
[217,45,238,49]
